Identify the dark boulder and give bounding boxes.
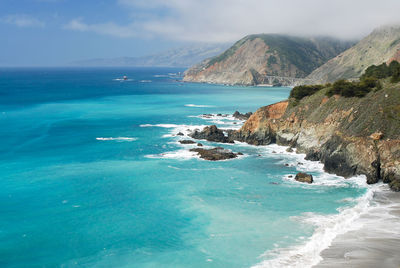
[179,140,196,144]
[295,172,314,183]
[176,132,184,136]
[189,125,233,143]
[197,143,203,147]
[190,147,239,161]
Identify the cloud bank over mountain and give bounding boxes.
[65,0,400,42]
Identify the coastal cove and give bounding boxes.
[0,68,397,267]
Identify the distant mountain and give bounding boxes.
[307,25,400,83]
[70,43,230,67]
[183,34,353,86]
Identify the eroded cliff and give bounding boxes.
[231,81,400,190]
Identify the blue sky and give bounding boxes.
[1,0,400,66]
[0,0,181,66]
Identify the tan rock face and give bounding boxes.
[241,101,288,133]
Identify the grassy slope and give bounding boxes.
[285,80,400,139]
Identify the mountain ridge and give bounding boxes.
[183,34,354,86]
[307,25,400,83]
[70,43,230,68]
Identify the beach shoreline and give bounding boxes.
[315,186,400,268]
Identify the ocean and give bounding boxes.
[0,68,374,267]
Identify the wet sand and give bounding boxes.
[315,187,400,268]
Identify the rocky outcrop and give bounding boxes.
[184,34,352,86]
[307,25,400,83]
[233,111,253,120]
[229,82,400,190]
[189,125,233,143]
[295,172,314,183]
[190,147,242,161]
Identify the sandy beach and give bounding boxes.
[315,185,400,268]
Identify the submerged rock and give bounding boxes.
[179,140,196,144]
[294,172,314,184]
[189,125,233,143]
[189,147,240,161]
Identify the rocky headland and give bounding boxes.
[189,78,400,191]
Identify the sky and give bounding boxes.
[1,0,400,66]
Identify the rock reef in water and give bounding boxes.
[189,147,241,161]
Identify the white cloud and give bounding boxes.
[64,18,139,38]
[2,14,45,28]
[66,0,400,42]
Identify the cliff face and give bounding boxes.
[183,34,352,86]
[231,82,400,189]
[307,25,400,83]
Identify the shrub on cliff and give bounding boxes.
[361,60,400,83]
[326,78,380,98]
[289,85,324,100]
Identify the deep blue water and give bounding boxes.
[0,68,366,267]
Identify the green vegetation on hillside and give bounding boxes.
[290,61,400,102]
[361,61,400,83]
[326,78,380,97]
[289,85,324,100]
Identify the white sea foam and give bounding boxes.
[113,78,134,82]
[189,113,245,130]
[185,104,215,108]
[140,123,208,138]
[253,182,376,268]
[140,80,152,83]
[96,137,137,141]
[145,149,198,160]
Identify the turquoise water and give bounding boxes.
[0,68,367,267]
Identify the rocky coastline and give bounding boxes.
[187,84,400,191]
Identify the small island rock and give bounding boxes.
[179,140,196,144]
[295,172,314,184]
[190,147,239,161]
